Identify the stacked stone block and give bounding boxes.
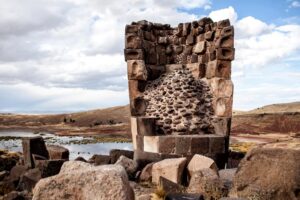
[125,17,234,166]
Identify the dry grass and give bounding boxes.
[229,142,257,153]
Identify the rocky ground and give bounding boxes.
[0,136,299,200]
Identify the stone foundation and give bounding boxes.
[125,17,234,167]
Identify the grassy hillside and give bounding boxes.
[1,102,300,136]
[239,102,300,114]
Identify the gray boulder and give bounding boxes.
[230,144,300,200]
[33,161,134,200]
[115,155,138,178]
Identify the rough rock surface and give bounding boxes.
[152,157,187,184]
[187,154,218,176]
[115,155,138,177]
[219,168,236,191]
[230,146,300,200]
[0,150,20,172]
[139,162,154,182]
[46,145,69,160]
[144,68,214,135]
[187,168,227,199]
[32,161,134,200]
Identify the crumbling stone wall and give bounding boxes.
[125,17,234,165]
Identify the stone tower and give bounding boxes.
[124,17,234,168]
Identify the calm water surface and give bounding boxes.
[0,131,132,160]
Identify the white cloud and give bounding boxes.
[0,0,212,112]
[0,2,300,113]
[0,83,129,113]
[235,16,274,38]
[290,1,300,7]
[234,22,300,72]
[208,6,238,24]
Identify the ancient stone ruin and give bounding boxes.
[125,17,234,168]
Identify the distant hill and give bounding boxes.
[231,102,300,135]
[1,102,300,136]
[234,102,300,115]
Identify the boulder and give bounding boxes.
[0,150,20,172]
[139,162,154,182]
[46,145,69,160]
[152,157,187,184]
[230,146,300,200]
[0,190,32,200]
[74,156,87,162]
[22,137,49,168]
[159,177,184,194]
[17,168,41,192]
[134,150,181,170]
[110,149,134,164]
[0,180,15,196]
[187,154,218,177]
[9,165,28,184]
[115,155,138,178]
[89,154,111,165]
[136,194,152,200]
[187,168,227,199]
[0,171,8,181]
[32,161,134,200]
[35,159,65,178]
[219,168,236,191]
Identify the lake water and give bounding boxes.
[0,131,132,160]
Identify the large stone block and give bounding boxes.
[130,97,148,116]
[186,34,195,45]
[143,136,178,154]
[142,135,225,156]
[125,25,139,34]
[216,35,234,48]
[128,80,146,100]
[212,117,231,136]
[186,63,206,79]
[183,23,191,36]
[22,137,49,168]
[109,149,134,164]
[187,154,218,177]
[165,64,184,73]
[127,60,148,80]
[216,48,235,61]
[134,150,181,169]
[152,157,187,184]
[217,19,230,29]
[46,145,69,160]
[175,136,191,155]
[206,60,231,79]
[193,41,206,54]
[131,117,157,136]
[143,136,159,153]
[205,31,214,41]
[124,49,144,61]
[209,135,226,154]
[125,34,142,49]
[157,136,176,154]
[147,65,166,80]
[221,26,234,37]
[206,78,233,98]
[212,97,233,117]
[190,136,209,154]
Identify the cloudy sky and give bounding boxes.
[0,0,299,113]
